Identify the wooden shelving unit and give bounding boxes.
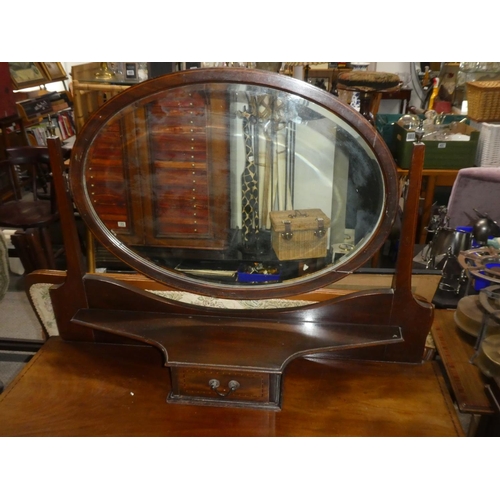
[14,90,75,146]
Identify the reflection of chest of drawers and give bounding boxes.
[85,89,230,250]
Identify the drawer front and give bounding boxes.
[155,91,207,108]
[171,367,274,404]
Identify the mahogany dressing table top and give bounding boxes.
[0,337,463,437]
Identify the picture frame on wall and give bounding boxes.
[8,62,49,89]
[41,62,67,82]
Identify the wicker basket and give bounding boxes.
[476,122,500,167]
[269,208,331,261]
[467,80,500,122]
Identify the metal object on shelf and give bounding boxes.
[468,285,500,377]
[95,62,114,80]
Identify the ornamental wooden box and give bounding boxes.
[269,208,331,261]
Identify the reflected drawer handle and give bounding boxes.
[208,379,240,398]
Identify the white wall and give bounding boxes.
[373,62,421,113]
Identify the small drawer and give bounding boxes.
[155,91,207,108]
[168,367,281,409]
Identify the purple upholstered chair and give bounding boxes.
[447,167,500,228]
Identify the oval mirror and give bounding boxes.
[71,69,398,299]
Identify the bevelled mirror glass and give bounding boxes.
[71,69,398,298]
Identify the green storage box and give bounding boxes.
[395,120,479,170]
[375,114,404,155]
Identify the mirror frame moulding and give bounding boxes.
[70,68,399,300]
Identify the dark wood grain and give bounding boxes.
[75,271,429,364]
[71,308,403,371]
[432,308,494,414]
[0,338,464,437]
[47,138,92,341]
[69,68,400,299]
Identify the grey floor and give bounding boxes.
[0,271,44,391]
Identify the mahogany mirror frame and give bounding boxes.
[70,68,399,300]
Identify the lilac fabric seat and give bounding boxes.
[447,167,500,228]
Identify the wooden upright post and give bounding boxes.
[46,136,93,340]
[393,140,425,292]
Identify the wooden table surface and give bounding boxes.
[432,308,494,415]
[0,337,464,437]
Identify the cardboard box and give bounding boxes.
[269,208,331,261]
[395,121,479,170]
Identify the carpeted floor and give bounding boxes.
[0,271,44,391]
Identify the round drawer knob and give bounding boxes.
[208,379,240,397]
